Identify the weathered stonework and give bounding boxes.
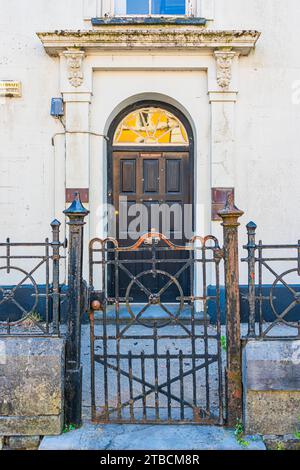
[243,340,300,435]
[245,390,300,435]
[0,337,65,436]
[7,435,41,450]
[37,28,260,56]
[263,435,300,451]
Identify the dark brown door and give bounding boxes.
[111,151,192,300]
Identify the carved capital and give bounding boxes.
[63,49,85,88]
[214,51,236,90]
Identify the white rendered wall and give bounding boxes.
[1,1,300,285]
[0,0,88,246]
[210,0,300,283]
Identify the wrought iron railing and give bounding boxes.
[0,220,66,336]
[0,193,245,426]
[242,221,300,339]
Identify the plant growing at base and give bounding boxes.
[22,311,42,328]
[221,335,227,352]
[234,419,249,448]
[62,424,78,433]
[294,416,300,440]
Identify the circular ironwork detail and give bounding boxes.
[270,268,300,326]
[125,269,184,328]
[0,266,39,326]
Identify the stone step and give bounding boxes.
[39,423,266,451]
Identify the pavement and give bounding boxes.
[39,423,266,450]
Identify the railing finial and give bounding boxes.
[63,192,89,219]
[218,193,244,227]
[246,221,257,231]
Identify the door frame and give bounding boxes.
[107,100,195,229]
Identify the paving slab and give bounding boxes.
[39,423,266,451]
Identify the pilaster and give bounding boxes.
[208,51,239,190]
[59,50,93,277]
[59,49,92,198]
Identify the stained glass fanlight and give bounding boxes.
[113,107,189,146]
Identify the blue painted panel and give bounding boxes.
[0,284,69,324]
[207,284,300,325]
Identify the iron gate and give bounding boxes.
[0,193,243,428]
[88,232,225,424]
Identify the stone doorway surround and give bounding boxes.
[37,25,260,252]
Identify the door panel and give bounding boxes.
[120,160,136,193]
[111,151,192,300]
[166,159,181,193]
[143,159,160,193]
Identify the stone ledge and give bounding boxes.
[91,17,207,26]
[243,339,300,391]
[37,29,260,56]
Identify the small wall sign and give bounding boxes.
[0,80,22,97]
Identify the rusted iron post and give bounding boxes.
[64,193,89,427]
[246,221,257,337]
[218,194,244,427]
[50,219,61,335]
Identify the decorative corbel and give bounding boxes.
[214,50,236,90]
[63,49,85,88]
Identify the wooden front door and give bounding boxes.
[111,150,192,300]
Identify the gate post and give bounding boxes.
[63,193,89,427]
[218,194,244,427]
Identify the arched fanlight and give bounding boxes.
[113,107,189,146]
